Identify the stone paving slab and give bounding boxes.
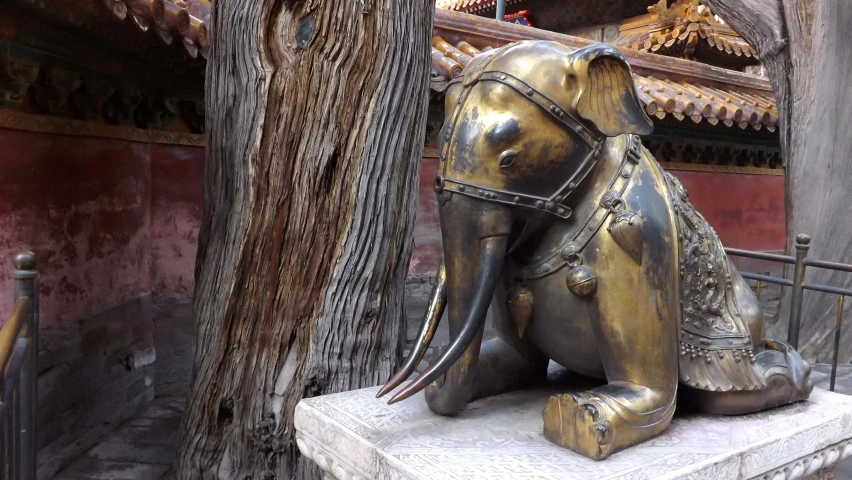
[52,458,170,480]
[85,441,176,465]
[51,396,184,480]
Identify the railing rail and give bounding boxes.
[0,252,38,480]
[725,234,852,392]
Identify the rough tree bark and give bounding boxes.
[702,0,852,362]
[174,0,434,478]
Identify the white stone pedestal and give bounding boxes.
[295,386,852,480]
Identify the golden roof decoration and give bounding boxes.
[614,0,757,65]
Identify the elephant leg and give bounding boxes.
[542,251,680,460]
[543,382,676,460]
[681,338,813,415]
[426,334,549,409]
[541,309,679,460]
[680,264,814,415]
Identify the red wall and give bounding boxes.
[0,129,205,320]
[408,158,443,276]
[150,145,204,300]
[0,130,152,327]
[670,168,786,252]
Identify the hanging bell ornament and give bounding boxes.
[566,265,598,297]
[507,285,534,338]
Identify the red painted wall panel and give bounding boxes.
[150,144,204,299]
[0,129,205,326]
[0,129,152,328]
[408,157,443,277]
[669,169,786,251]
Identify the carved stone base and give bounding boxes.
[802,468,836,480]
[295,386,852,480]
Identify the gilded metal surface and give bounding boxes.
[565,265,598,296]
[664,172,765,391]
[606,200,645,266]
[516,136,643,280]
[506,285,534,338]
[667,173,744,339]
[379,40,811,461]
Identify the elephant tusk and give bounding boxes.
[376,261,448,398]
[388,235,508,405]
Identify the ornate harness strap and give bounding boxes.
[435,46,605,220]
[517,135,643,280]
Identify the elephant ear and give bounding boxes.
[571,44,654,137]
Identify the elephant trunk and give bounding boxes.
[388,199,511,414]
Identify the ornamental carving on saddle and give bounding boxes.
[377,40,812,461]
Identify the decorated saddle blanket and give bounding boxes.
[664,172,765,392]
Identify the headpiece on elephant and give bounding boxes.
[433,41,654,222]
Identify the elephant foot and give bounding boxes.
[425,336,548,415]
[542,383,675,460]
[682,338,813,415]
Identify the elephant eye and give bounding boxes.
[499,150,518,169]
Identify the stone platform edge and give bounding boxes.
[294,388,852,480]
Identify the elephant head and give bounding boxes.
[378,41,653,414]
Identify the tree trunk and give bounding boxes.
[702,0,852,362]
[174,0,434,477]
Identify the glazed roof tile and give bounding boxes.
[436,0,499,13]
[99,0,210,59]
[430,33,776,132]
[613,0,757,65]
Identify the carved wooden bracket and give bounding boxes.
[0,55,40,109]
[70,77,117,121]
[646,139,782,170]
[103,88,144,125]
[31,67,82,115]
[179,100,204,134]
[134,95,177,129]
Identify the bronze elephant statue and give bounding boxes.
[377,41,812,461]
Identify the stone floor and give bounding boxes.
[51,396,183,480]
[49,364,852,479]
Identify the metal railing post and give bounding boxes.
[831,295,845,392]
[755,280,762,301]
[13,251,37,480]
[788,234,810,349]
